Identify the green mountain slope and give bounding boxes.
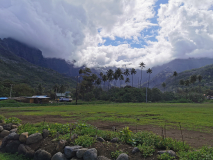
[156,64,213,91]
[0,39,76,90]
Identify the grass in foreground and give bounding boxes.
[0,153,32,160]
[1,102,213,132]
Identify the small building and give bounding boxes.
[26,95,50,103]
[0,97,8,101]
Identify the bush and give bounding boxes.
[158,153,175,160]
[74,135,96,147]
[178,146,213,160]
[137,143,155,157]
[5,117,21,124]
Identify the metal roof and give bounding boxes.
[0,97,8,100]
[27,95,50,99]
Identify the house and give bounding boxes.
[0,97,8,101]
[26,95,50,103]
[56,91,71,98]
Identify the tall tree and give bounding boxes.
[107,69,114,90]
[190,75,197,85]
[197,75,203,93]
[146,68,152,88]
[96,78,102,88]
[130,68,137,87]
[53,84,59,93]
[173,71,178,83]
[162,82,166,92]
[197,75,202,83]
[125,77,130,86]
[123,68,129,82]
[59,84,66,93]
[139,62,145,88]
[119,74,124,88]
[102,75,107,90]
[99,72,103,78]
[37,83,43,95]
[114,72,118,86]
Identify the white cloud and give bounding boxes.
[0,0,213,69]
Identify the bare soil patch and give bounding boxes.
[2,114,213,148]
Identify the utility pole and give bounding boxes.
[146,81,148,103]
[10,84,13,98]
[75,76,79,105]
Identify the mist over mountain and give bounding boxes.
[0,38,76,89]
[1,38,213,89]
[1,38,80,77]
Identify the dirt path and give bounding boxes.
[2,114,209,149]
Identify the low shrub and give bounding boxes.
[157,153,175,160]
[74,135,96,147]
[137,143,155,157]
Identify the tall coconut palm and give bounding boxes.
[130,68,137,87]
[116,68,122,78]
[197,75,202,93]
[106,69,114,90]
[162,82,166,92]
[99,72,103,78]
[119,74,124,88]
[102,75,107,90]
[96,78,101,88]
[139,62,145,88]
[125,77,130,86]
[124,68,129,79]
[114,72,118,86]
[146,68,152,88]
[173,71,178,83]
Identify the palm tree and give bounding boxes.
[130,68,137,87]
[102,75,107,90]
[162,82,166,92]
[53,84,59,93]
[184,79,190,93]
[99,72,103,78]
[116,68,122,78]
[96,78,101,88]
[59,84,66,93]
[119,74,124,88]
[91,73,98,86]
[139,62,145,88]
[198,75,202,82]
[146,68,152,88]
[123,68,129,87]
[125,77,130,86]
[114,72,118,86]
[107,69,114,90]
[197,75,202,93]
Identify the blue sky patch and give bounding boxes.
[99,0,169,49]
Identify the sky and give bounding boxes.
[0,0,213,69]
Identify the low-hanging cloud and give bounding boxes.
[0,0,213,69]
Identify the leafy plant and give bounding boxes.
[119,126,132,143]
[0,114,5,121]
[158,153,175,160]
[111,150,124,159]
[4,117,21,124]
[74,135,96,147]
[178,146,213,160]
[137,143,155,157]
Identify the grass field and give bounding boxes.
[1,102,213,132]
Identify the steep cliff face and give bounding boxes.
[1,38,79,77]
[0,38,76,88]
[1,38,45,67]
